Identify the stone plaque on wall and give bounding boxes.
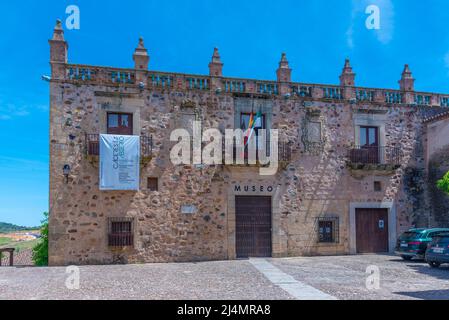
[307,122,322,143]
[181,205,198,214]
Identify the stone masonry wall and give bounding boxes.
[49,79,431,265]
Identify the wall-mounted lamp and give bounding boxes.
[138,82,145,90]
[215,88,222,95]
[283,93,291,100]
[41,75,52,82]
[63,165,71,183]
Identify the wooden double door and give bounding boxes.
[356,208,389,253]
[235,196,272,258]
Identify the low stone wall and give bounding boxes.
[1,249,34,266]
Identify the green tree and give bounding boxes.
[437,171,449,195]
[32,212,49,266]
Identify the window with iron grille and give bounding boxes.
[108,218,134,247]
[317,217,339,243]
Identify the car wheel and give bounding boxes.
[428,261,441,268]
[401,255,413,261]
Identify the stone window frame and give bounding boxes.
[107,217,135,248]
[353,112,387,164]
[96,95,143,136]
[316,216,340,244]
[234,98,273,133]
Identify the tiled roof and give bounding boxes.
[423,110,449,123]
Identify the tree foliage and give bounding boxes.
[32,212,48,266]
[437,171,449,195]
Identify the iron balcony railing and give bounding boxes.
[348,146,402,166]
[85,134,153,158]
[222,141,292,165]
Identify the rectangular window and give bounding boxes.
[240,113,265,131]
[107,112,133,135]
[359,126,378,147]
[147,177,159,191]
[108,218,134,247]
[317,217,339,243]
[374,181,382,192]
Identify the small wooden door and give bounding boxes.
[107,113,133,135]
[356,208,389,253]
[235,196,272,258]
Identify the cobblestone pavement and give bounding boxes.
[270,254,449,300]
[1,254,448,300]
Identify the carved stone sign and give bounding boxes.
[234,185,274,193]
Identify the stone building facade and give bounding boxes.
[48,21,449,266]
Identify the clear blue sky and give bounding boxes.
[0,0,448,226]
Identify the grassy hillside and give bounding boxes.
[0,222,37,233]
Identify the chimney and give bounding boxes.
[49,20,68,79]
[133,37,150,70]
[339,58,355,87]
[276,53,292,82]
[208,48,223,77]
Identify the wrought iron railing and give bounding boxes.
[85,134,153,158]
[348,146,402,166]
[222,141,291,165]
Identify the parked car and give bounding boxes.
[395,228,449,261]
[425,233,449,268]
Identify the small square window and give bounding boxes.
[147,177,159,191]
[108,218,134,247]
[374,181,382,192]
[317,217,339,243]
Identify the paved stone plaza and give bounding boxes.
[1,254,449,300]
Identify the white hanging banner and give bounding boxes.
[99,134,140,191]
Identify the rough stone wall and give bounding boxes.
[49,80,432,265]
[423,116,449,228]
[428,145,449,227]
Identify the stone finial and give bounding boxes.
[209,47,223,77]
[276,53,292,82]
[339,58,355,87]
[51,19,65,41]
[49,19,68,69]
[133,37,149,70]
[399,64,415,91]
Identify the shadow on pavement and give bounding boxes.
[394,289,449,300]
[406,264,449,281]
